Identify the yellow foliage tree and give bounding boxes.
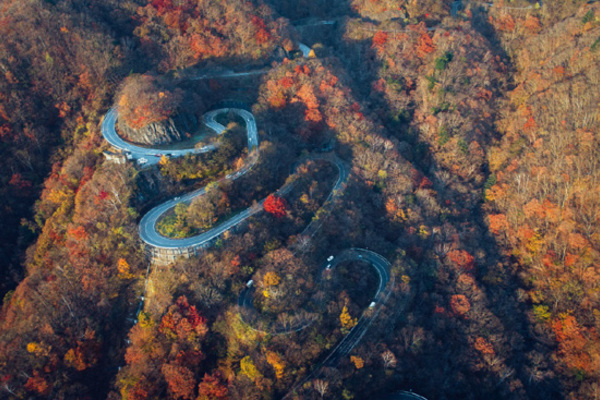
[340,305,357,330]
[266,351,286,379]
[240,356,261,380]
[117,258,133,279]
[263,271,281,287]
[26,342,51,357]
[138,311,154,329]
[350,355,364,369]
[159,155,170,166]
[418,225,430,239]
[64,348,88,371]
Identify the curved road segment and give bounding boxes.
[101,107,256,163]
[382,391,430,400]
[102,41,410,399]
[139,152,348,250]
[102,106,261,250]
[312,248,394,365]
[281,248,396,399]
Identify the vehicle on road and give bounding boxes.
[102,45,395,400]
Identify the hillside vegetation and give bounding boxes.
[0,1,599,399]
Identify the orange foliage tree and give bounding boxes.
[118,296,209,399]
[24,373,50,396]
[446,249,475,272]
[450,294,471,317]
[135,0,287,71]
[162,364,196,400]
[197,372,228,399]
[552,315,600,375]
[117,74,183,129]
[474,337,495,356]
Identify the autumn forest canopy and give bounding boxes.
[1,0,600,399]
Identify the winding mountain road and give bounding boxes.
[102,106,262,249]
[281,248,395,398]
[102,41,405,399]
[236,155,351,334]
[101,107,255,163]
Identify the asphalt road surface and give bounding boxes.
[299,43,312,58]
[281,248,396,399]
[101,48,308,251]
[103,41,417,398]
[101,102,261,249]
[318,248,394,363]
[381,391,429,400]
[101,108,221,165]
[237,154,350,334]
[134,108,259,249]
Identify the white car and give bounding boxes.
[247,280,254,288]
[327,255,334,262]
[369,302,376,308]
[138,157,148,164]
[326,264,331,270]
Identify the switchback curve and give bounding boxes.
[281,248,395,399]
[101,43,403,399]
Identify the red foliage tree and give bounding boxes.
[67,225,89,242]
[160,296,208,340]
[279,76,294,89]
[264,194,288,218]
[24,373,50,396]
[417,33,436,57]
[551,315,599,374]
[446,249,475,272]
[372,31,388,48]
[162,364,196,400]
[197,372,228,400]
[9,173,32,189]
[251,16,271,45]
[0,123,13,141]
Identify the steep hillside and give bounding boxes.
[485,3,600,398]
[0,1,599,399]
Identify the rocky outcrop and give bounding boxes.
[118,112,198,146]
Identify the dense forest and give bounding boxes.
[1,0,600,399]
